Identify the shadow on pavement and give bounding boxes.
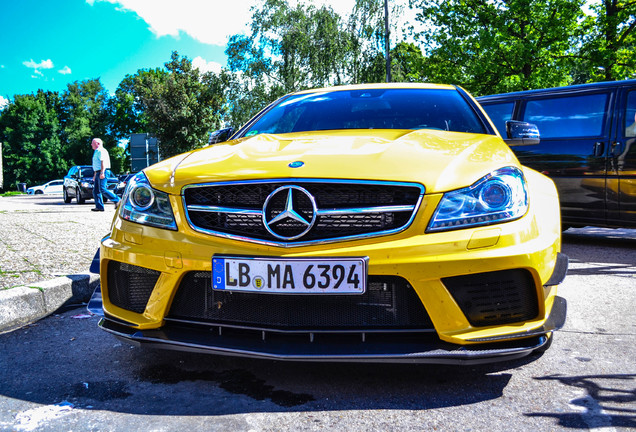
[525,373,636,429]
[0,306,542,416]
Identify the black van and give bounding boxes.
[478,80,636,229]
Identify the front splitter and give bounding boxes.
[98,317,550,365]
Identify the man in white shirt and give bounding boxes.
[90,137,120,211]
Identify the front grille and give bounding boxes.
[167,273,433,331]
[443,269,538,327]
[107,261,160,313]
[183,180,423,245]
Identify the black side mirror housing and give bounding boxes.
[505,120,540,146]
[208,128,235,145]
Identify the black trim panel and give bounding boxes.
[98,318,551,365]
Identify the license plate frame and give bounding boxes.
[212,255,367,294]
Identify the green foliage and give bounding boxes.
[236,0,353,91]
[410,0,584,95]
[59,79,115,169]
[224,0,358,126]
[575,0,636,82]
[0,90,65,188]
[2,0,636,191]
[109,73,148,140]
[391,42,426,82]
[347,0,400,83]
[123,52,227,159]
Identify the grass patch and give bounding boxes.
[0,191,26,197]
[27,286,44,292]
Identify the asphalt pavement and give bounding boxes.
[0,206,634,431]
[0,194,112,332]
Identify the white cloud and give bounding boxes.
[23,59,54,70]
[0,95,9,110]
[90,0,256,45]
[88,0,360,46]
[88,0,418,49]
[58,66,72,75]
[192,56,222,74]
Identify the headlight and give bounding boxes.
[81,181,91,188]
[120,172,177,230]
[427,167,528,232]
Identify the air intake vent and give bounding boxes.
[443,269,538,327]
[167,273,433,331]
[107,261,160,313]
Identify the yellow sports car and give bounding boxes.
[92,83,568,364]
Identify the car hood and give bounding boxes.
[145,129,519,195]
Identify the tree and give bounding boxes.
[109,74,148,141]
[391,42,426,82]
[0,91,65,188]
[58,79,120,171]
[576,0,636,82]
[410,0,584,95]
[130,51,227,159]
[225,0,355,117]
[347,0,404,83]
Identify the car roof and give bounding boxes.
[293,83,457,95]
[478,79,636,101]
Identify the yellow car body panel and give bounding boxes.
[146,129,516,195]
[96,84,567,364]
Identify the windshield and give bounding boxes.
[241,88,487,137]
[79,167,95,178]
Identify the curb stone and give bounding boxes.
[0,273,100,334]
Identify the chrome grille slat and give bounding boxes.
[183,179,424,246]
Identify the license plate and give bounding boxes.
[212,256,367,294]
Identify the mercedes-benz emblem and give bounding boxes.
[262,186,317,240]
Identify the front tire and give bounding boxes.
[76,188,85,204]
[63,187,72,203]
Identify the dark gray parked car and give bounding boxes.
[63,165,118,204]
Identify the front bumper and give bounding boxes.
[96,295,565,364]
[95,174,567,363]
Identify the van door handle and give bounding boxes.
[610,141,622,157]
[593,142,605,157]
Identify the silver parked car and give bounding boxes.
[26,179,64,195]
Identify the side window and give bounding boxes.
[624,91,636,137]
[522,93,608,138]
[481,102,515,137]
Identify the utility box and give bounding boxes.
[130,133,160,172]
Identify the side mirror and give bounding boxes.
[505,120,540,146]
[208,127,235,145]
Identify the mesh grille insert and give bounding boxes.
[107,261,160,313]
[168,273,433,331]
[183,181,422,243]
[443,269,538,327]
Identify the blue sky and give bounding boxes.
[0,0,375,108]
[0,0,250,104]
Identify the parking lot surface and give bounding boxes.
[0,194,114,289]
[0,194,634,431]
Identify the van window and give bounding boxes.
[625,91,636,137]
[481,102,514,137]
[522,93,608,138]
